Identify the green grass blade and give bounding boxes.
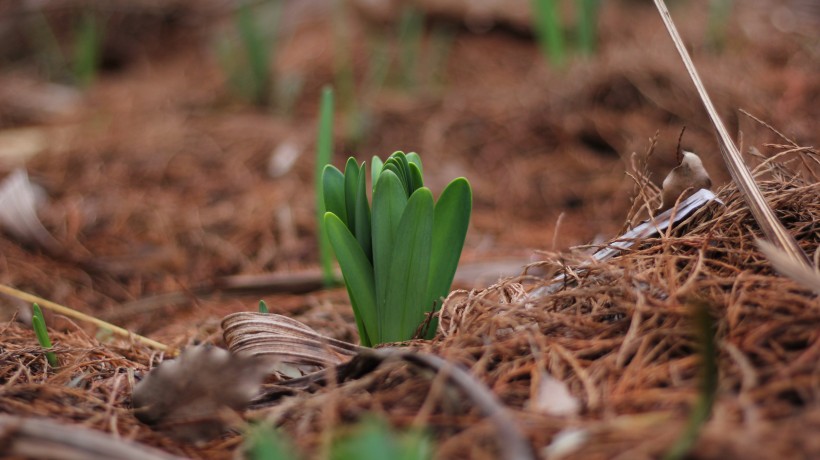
[371,156,384,190]
[32,303,58,368]
[577,0,601,55]
[355,162,373,261]
[371,170,408,341]
[344,157,360,229]
[424,178,471,338]
[323,165,347,226]
[532,0,566,68]
[325,212,377,346]
[236,1,271,106]
[316,87,336,286]
[383,188,434,342]
[73,10,102,88]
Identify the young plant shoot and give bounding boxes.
[31,303,58,368]
[323,152,471,346]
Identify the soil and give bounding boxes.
[0,0,818,459]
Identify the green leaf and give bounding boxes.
[325,212,377,346]
[391,152,412,192]
[382,188,434,342]
[31,303,58,368]
[425,178,471,338]
[343,158,360,229]
[408,162,423,193]
[382,162,408,194]
[371,170,408,341]
[323,165,347,226]
[371,156,384,190]
[406,152,423,177]
[258,300,269,313]
[355,162,373,262]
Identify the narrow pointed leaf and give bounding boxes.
[371,156,384,190]
[425,178,471,338]
[325,212,377,346]
[371,170,407,340]
[392,152,412,191]
[323,165,347,226]
[383,188,434,342]
[406,152,423,176]
[355,162,373,261]
[408,162,424,193]
[344,157,360,229]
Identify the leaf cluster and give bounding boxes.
[323,152,471,346]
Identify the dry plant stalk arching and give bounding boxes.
[651,0,810,267]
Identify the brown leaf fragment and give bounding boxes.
[659,151,712,212]
[221,312,358,380]
[131,345,269,443]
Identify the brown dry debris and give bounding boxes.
[1,145,818,459]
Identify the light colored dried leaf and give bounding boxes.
[0,169,61,252]
[757,239,820,295]
[543,428,589,460]
[659,151,712,211]
[529,372,581,417]
[221,312,359,379]
[132,345,268,443]
[267,140,301,178]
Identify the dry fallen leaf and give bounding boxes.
[0,169,61,252]
[659,151,712,211]
[757,239,820,295]
[222,312,358,379]
[131,345,269,443]
[529,372,581,417]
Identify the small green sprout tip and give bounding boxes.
[31,303,59,369]
[258,300,269,314]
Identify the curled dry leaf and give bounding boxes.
[0,169,61,252]
[221,312,359,379]
[529,372,581,417]
[132,345,269,443]
[659,151,712,211]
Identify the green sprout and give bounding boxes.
[258,300,269,313]
[576,0,601,55]
[323,152,471,346]
[316,86,338,287]
[532,0,566,67]
[31,303,59,369]
[72,10,103,88]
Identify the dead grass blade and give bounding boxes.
[651,0,810,267]
[0,283,168,352]
[0,414,185,460]
[757,239,820,295]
